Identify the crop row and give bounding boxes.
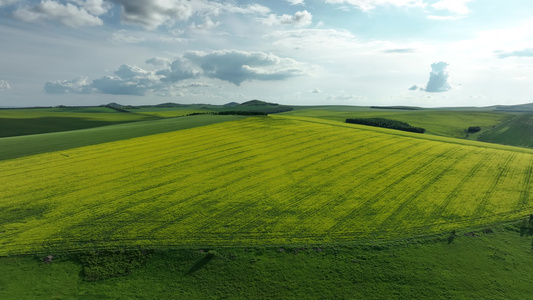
[1,116,533,254]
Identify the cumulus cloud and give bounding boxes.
[0,80,11,90]
[184,50,306,85]
[13,0,104,27]
[263,10,312,27]
[324,0,424,12]
[327,91,365,101]
[156,58,201,83]
[146,57,172,67]
[44,77,92,94]
[0,0,19,7]
[408,84,424,91]
[311,88,322,93]
[496,48,533,59]
[113,0,269,30]
[424,62,452,93]
[287,0,305,5]
[431,0,472,15]
[189,17,220,30]
[45,51,307,96]
[181,82,213,88]
[110,31,146,44]
[383,48,417,54]
[45,65,161,96]
[13,0,103,28]
[71,0,111,16]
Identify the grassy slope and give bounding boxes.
[0,107,155,137]
[479,113,533,148]
[133,107,212,118]
[0,114,246,161]
[2,116,533,255]
[0,226,532,299]
[282,107,513,139]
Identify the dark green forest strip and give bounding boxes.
[0,115,245,161]
[346,118,426,133]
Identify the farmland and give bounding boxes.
[0,106,155,137]
[2,115,533,255]
[282,107,513,139]
[0,114,245,161]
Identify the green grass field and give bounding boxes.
[479,113,533,148]
[3,105,533,298]
[133,107,212,118]
[1,226,532,299]
[0,114,245,161]
[0,107,154,137]
[2,115,533,255]
[282,108,513,139]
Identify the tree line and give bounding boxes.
[345,118,426,133]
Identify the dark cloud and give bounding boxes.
[408,84,419,91]
[184,50,305,85]
[496,48,533,59]
[112,0,270,30]
[424,61,452,93]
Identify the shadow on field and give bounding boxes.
[185,254,215,275]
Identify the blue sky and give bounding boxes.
[1,0,533,107]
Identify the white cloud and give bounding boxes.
[431,0,472,15]
[496,48,533,59]
[180,82,213,88]
[324,0,425,12]
[0,80,11,90]
[44,77,92,94]
[311,88,322,93]
[327,91,365,101]
[287,0,305,5]
[184,50,307,85]
[110,30,146,44]
[224,3,270,15]
[157,58,202,83]
[46,50,308,95]
[424,62,452,93]
[113,0,270,30]
[14,0,103,27]
[189,17,220,30]
[263,10,312,27]
[0,0,18,7]
[146,57,172,67]
[71,0,111,16]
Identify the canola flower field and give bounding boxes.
[1,115,533,255]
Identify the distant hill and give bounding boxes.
[240,100,279,106]
[106,102,124,108]
[224,102,240,107]
[155,102,182,107]
[493,103,533,112]
[370,106,422,110]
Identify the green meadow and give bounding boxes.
[2,103,533,298]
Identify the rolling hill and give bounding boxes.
[2,115,533,255]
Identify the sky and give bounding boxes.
[1,0,533,108]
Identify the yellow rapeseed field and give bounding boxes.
[1,116,533,255]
